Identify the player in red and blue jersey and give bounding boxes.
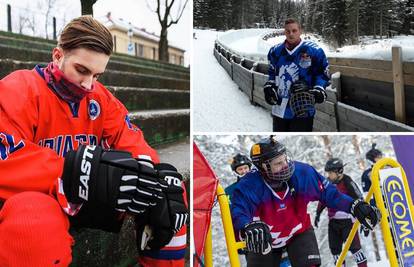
[231,136,380,267]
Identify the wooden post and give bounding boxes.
[7,4,11,32]
[392,46,406,123]
[331,71,342,102]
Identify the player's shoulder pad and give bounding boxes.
[291,161,327,184]
[269,43,285,55]
[90,81,127,110]
[236,170,261,191]
[0,69,41,106]
[302,40,322,50]
[303,40,326,57]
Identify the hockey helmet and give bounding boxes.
[250,136,295,183]
[366,143,382,163]
[325,158,344,174]
[230,153,252,172]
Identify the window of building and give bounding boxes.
[180,56,184,66]
[138,44,144,57]
[152,47,156,60]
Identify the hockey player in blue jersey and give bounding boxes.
[361,143,382,227]
[361,144,383,198]
[231,136,380,267]
[264,18,330,131]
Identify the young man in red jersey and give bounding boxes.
[0,16,187,267]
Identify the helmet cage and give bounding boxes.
[289,91,315,118]
[261,152,295,183]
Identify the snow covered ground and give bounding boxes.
[331,35,414,61]
[195,135,395,267]
[215,28,414,61]
[193,29,272,132]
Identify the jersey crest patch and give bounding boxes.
[88,100,100,120]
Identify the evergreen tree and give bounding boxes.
[323,0,348,47]
[401,0,414,34]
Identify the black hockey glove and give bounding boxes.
[291,80,309,93]
[263,81,280,105]
[136,163,188,251]
[62,145,167,215]
[242,221,272,255]
[309,87,327,103]
[350,199,381,231]
[360,225,370,237]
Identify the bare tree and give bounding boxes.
[41,0,57,39]
[18,14,30,34]
[26,13,37,36]
[146,0,189,62]
[80,0,97,15]
[321,135,333,159]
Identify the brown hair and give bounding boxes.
[58,16,113,55]
[284,18,301,29]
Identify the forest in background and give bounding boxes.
[194,0,414,47]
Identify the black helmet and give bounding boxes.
[250,136,295,183]
[231,153,252,172]
[366,143,383,163]
[325,158,344,174]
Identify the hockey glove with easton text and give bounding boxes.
[350,199,381,231]
[242,221,272,255]
[136,163,188,251]
[62,145,167,215]
[264,81,280,105]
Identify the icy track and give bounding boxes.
[193,29,272,132]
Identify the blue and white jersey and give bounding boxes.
[267,39,330,119]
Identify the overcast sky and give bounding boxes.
[0,0,192,64]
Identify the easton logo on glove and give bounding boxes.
[78,145,96,201]
[62,145,167,215]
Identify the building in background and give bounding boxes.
[100,12,185,66]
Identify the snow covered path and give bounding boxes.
[193,29,272,132]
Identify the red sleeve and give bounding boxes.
[101,89,159,163]
[0,76,64,202]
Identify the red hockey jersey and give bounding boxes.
[0,66,185,266]
[0,66,159,201]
